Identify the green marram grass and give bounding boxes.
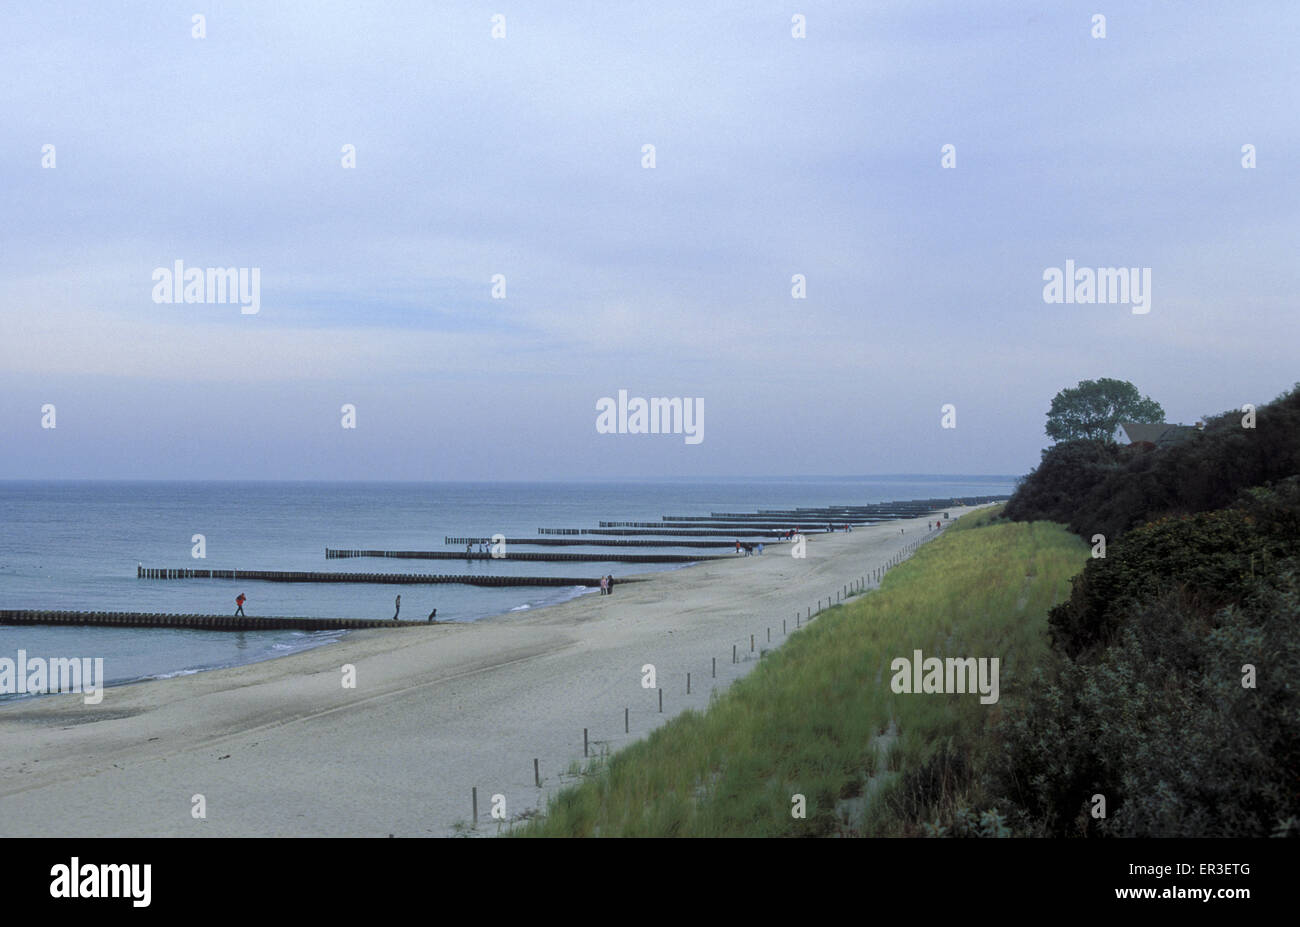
[514,507,1088,836]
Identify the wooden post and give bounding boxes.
[783,619,786,634]
[767,627,770,642]
[712,656,716,678]
[625,707,629,733]
[584,728,589,757]
[687,672,691,694]
[534,758,540,787]
[658,688,663,712]
[472,787,478,824]
[750,634,754,652]
[733,644,737,664]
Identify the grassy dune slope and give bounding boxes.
[516,508,1088,836]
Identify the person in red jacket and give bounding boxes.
[235,593,246,616]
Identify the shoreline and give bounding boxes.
[0,509,971,837]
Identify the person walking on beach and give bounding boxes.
[427,607,437,622]
[235,593,246,616]
[466,542,473,559]
[607,574,615,595]
[599,575,608,595]
[393,594,401,621]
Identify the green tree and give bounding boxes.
[1045,378,1164,443]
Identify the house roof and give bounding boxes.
[1118,422,1198,446]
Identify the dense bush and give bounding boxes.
[1002,439,1129,525]
[996,570,1299,837]
[1047,507,1291,659]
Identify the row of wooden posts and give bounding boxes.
[462,532,932,827]
[324,548,726,564]
[137,566,609,587]
[443,536,751,548]
[537,527,801,538]
[0,609,413,631]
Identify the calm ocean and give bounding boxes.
[0,477,1013,693]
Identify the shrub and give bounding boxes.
[997,570,1300,837]
[1002,440,1128,525]
[1047,508,1289,659]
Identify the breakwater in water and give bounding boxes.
[325,548,728,563]
[441,537,751,548]
[137,566,614,587]
[0,609,420,631]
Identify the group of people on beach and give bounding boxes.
[733,541,764,556]
[599,574,615,595]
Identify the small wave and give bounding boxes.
[145,667,203,680]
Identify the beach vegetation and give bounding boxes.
[514,513,1087,836]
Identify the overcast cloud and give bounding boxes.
[2,1,1296,479]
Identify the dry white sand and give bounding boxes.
[0,510,970,836]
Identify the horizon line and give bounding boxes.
[0,474,1021,484]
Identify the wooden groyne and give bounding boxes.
[661,514,890,522]
[441,536,761,548]
[598,520,876,529]
[748,495,1009,516]
[325,549,726,564]
[0,609,420,632]
[137,566,610,587]
[537,528,807,538]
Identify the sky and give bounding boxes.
[2,1,1296,480]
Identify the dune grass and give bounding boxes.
[514,507,1088,836]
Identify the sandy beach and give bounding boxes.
[0,510,967,837]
